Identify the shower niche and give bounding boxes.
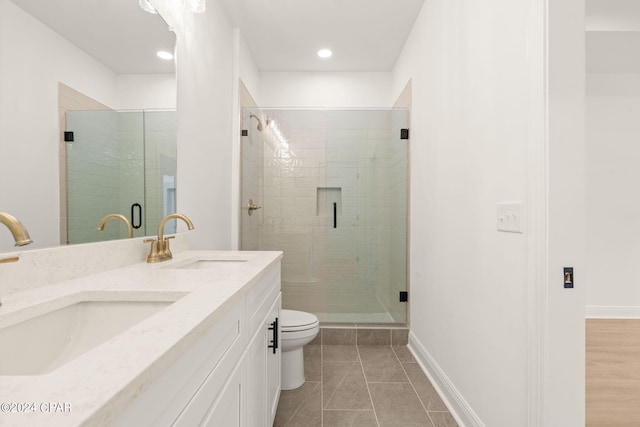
[240,108,408,325]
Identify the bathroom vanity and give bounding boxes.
[0,241,282,427]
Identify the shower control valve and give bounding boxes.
[248,199,262,216]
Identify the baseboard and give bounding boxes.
[585,306,640,319]
[408,332,485,427]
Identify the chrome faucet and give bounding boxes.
[97,214,134,238]
[145,213,194,263]
[1,212,33,306]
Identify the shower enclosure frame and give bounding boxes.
[239,107,410,326]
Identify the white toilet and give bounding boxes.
[280,309,320,390]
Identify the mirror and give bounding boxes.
[0,0,177,252]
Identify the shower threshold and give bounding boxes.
[316,312,396,324]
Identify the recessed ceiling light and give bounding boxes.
[157,51,174,60]
[317,49,332,59]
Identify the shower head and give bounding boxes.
[249,114,269,131]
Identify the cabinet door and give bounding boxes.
[245,318,268,427]
[245,293,281,427]
[266,294,281,425]
[200,364,242,427]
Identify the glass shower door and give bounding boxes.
[239,108,408,325]
[320,109,408,324]
[66,110,145,243]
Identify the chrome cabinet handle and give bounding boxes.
[248,199,262,216]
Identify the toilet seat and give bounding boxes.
[281,309,319,332]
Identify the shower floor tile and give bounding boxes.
[274,344,459,427]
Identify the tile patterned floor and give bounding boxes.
[274,342,459,427]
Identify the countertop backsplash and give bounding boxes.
[0,234,189,296]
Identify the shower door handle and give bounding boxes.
[248,199,262,216]
[131,203,142,229]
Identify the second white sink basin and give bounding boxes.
[176,259,248,269]
[164,254,253,270]
[0,297,179,376]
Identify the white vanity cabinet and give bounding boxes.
[266,295,282,423]
[245,291,281,427]
[112,261,281,427]
[244,262,282,427]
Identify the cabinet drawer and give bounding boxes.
[113,302,244,427]
[171,337,244,427]
[246,264,281,337]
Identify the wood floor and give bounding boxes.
[586,319,640,427]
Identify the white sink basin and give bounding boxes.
[0,297,178,376]
[165,254,252,270]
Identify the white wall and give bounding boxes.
[231,29,262,250]
[237,32,261,106]
[586,73,640,315]
[546,1,586,425]
[393,1,586,425]
[153,0,235,250]
[391,0,544,425]
[259,72,392,108]
[115,74,176,110]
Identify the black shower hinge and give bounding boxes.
[241,129,248,136]
[400,129,409,140]
[399,291,408,302]
[64,131,74,142]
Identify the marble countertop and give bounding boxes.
[0,250,282,426]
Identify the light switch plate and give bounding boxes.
[497,202,523,233]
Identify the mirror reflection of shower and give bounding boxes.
[240,108,409,325]
[65,109,177,244]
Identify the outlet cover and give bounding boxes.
[497,202,523,233]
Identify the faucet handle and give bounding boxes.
[162,235,176,260]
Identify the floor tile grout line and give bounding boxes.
[426,411,439,427]
[393,346,436,427]
[356,344,382,427]
[320,343,324,426]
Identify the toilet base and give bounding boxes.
[281,347,305,390]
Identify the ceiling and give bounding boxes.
[219,0,426,72]
[14,0,634,75]
[586,0,640,73]
[10,0,175,74]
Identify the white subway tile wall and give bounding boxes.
[241,109,409,324]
